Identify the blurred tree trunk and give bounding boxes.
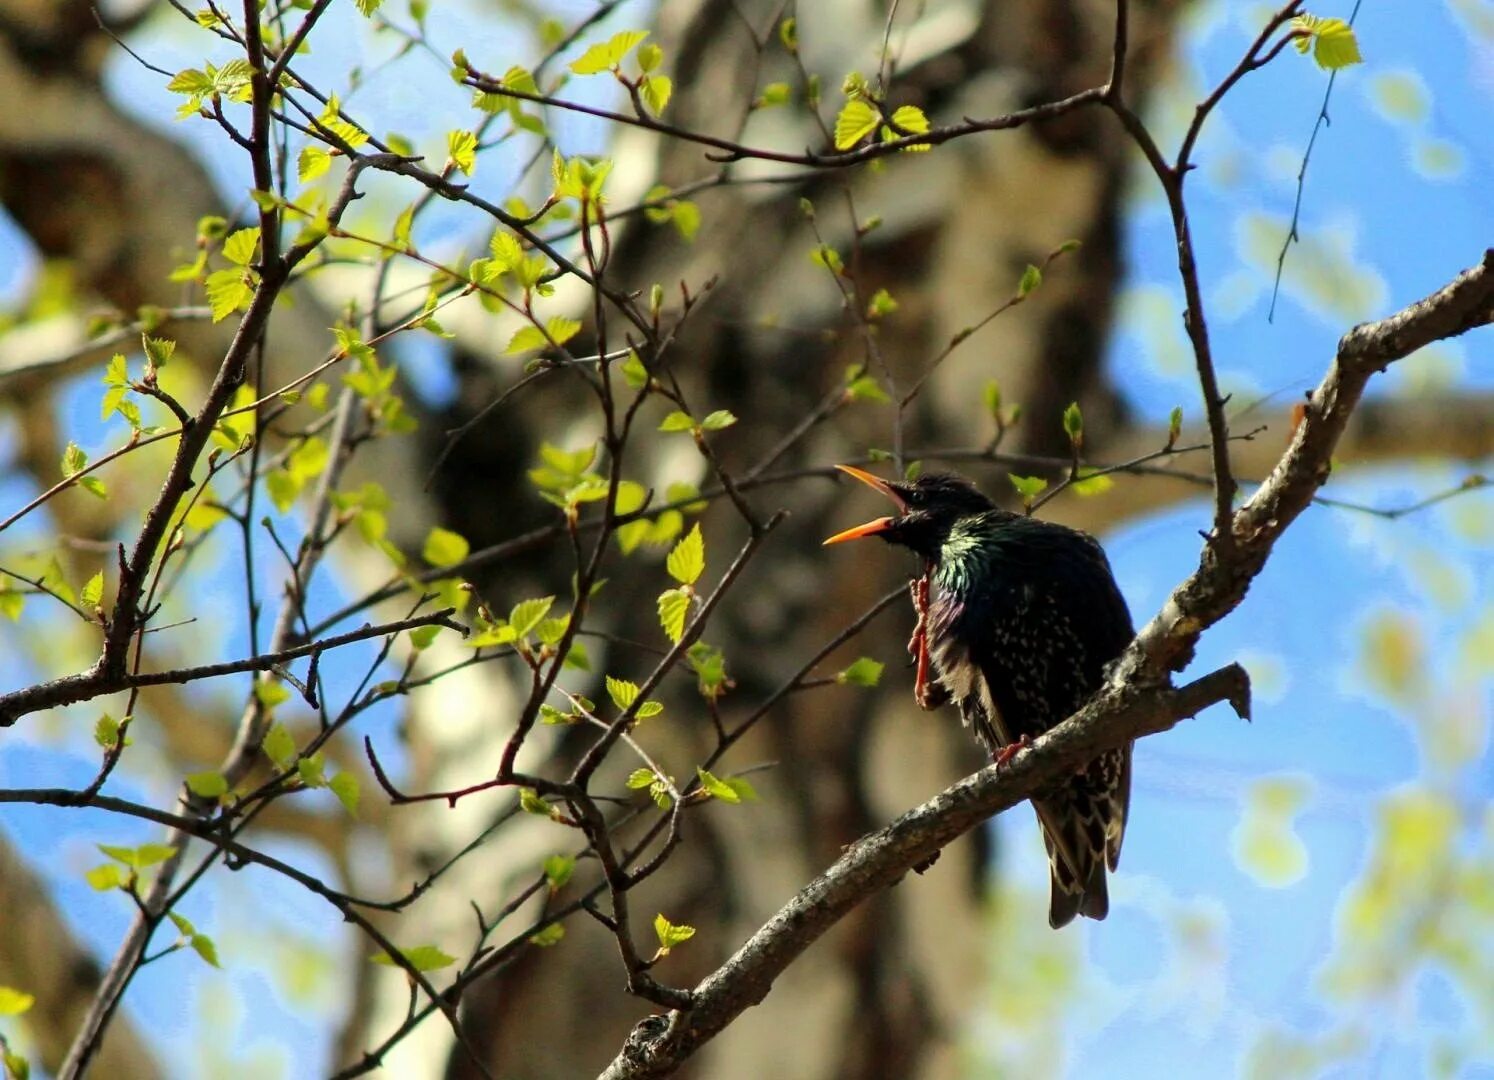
[418,3,1189,1078]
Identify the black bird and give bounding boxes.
[824,466,1135,927]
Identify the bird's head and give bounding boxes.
[823,466,994,560]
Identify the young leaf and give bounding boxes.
[1018,263,1042,298]
[423,526,470,568]
[371,945,457,972]
[834,98,878,150]
[626,767,656,790]
[85,863,124,891]
[189,934,221,968]
[1292,14,1362,71]
[0,987,36,1016]
[80,571,104,609]
[1167,405,1183,448]
[508,596,555,638]
[605,675,640,710]
[263,724,297,769]
[1008,474,1049,507]
[530,923,566,947]
[543,854,575,891]
[186,771,229,799]
[836,657,884,687]
[330,772,360,817]
[658,410,695,433]
[666,524,705,586]
[885,104,931,151]
[697,768,741,804]
[653,913,696,955]
[447,129,478,175]
[699,410,737,431]
[1062,402,1083,449]
[657,587,691,643]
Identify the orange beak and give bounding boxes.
[823,465,906,545]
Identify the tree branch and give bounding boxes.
[598,664,1249,1078]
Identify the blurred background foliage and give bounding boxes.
[0,0,1490,1077]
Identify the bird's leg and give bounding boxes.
[992,733,1031,768]
[908,572,949,710]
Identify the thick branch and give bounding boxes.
[598,665,1249,1078]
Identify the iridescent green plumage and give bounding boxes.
[827,471,1135,927]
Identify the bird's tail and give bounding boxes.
[1036,796,1109,928]
[1033,750,1129,928]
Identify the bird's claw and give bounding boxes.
[992,734,1031,768]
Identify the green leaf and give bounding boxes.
[837,657,884,687]
[687,642,729,699]
[263,724,296,769]
[982,380,1003,418]
[409,624,441,650]
[569,29,649,75]
[759,81,791,107]
[423,526,470,568]
[636,43,663,72]
[621,350,649,389]
[519,788,553,816]
[867,288,898,318]
[810,244,843,274]
[371,944,457,972]
[542,854,575,891]
[1008,474,1049,507]
[529,923,566,947]
[85,863,124,891]
[508,596,555,638]
[845,368,890,403]
[255,680,291,708]
[168,912,196,937]
[1167,405,1183,448]
[190,934,221,968]
[696,768,740,804]
[80,570,103,608]
[1070,468,1115,497]
[834,98,879,150]
[636,700,664,719]
[699,410,737,431]
[653,912,696,954]
[642,74,673,115]
[0,987,36,1016]
[297,753,327,788]
[626,768,656,790]
[606,675,640,710]
[885,104,931,150]
[297,145,331,185]
[658,410,695,433]
[186,771,229,799]
[666,523,705,586]
[222,227,261,266]
[1018,263,1042,298]
[94,713,127,749]
[330,772,360,817]
[447,129,478,174]
[725,776,759,802]
[1062,401,1083,448]
[62,441,86,478]
[205,267,254,322]
[657,587,691,644]
[1292,14,1362,70]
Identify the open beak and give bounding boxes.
[823,465,906,545]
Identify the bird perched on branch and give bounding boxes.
[824,466,1135,927]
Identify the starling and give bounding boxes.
[824,466,1135,928]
